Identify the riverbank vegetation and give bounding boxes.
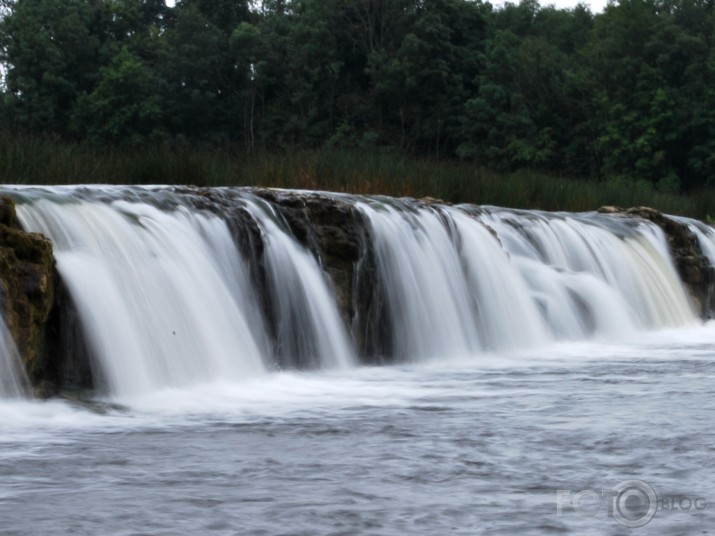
[2,134,714,218]
[1,0,715,217]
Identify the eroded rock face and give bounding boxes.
[251,190,364,317]
[249,189,379,359]
[599,205,712,316]
[0,196,56,395]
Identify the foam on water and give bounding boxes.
[0,321,713,428]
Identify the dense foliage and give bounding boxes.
[1,0,714,193]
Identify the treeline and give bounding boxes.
[1,0,715,193]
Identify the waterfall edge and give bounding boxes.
[1,189,712,397]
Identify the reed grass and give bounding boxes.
[1,133,713,219]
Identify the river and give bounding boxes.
[0,186,713,534]
[1,327,713,535]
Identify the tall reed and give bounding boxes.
[1,133,712,219]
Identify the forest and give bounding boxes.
[0,0,714,204]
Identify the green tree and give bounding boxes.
[373,0,489,156]
[161,0,251,141]
[0,0,101,134]
[233,0,367,148]
[457,2,594,172]
[584,0,715,190]
[177,0,250,32]
[72,46,162,144]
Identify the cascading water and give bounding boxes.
[671,215,715,315]
[356,200,549,359]
[673,216,715,265]
[476,208,696,335]
[243,198,355,370]
[0,314,27,398]
[16,191,267,397]
[356,199,697,361]
[10,187,357,396]
[1,186,702,397]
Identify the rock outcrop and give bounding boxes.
[251,189,365,319]
[248,189,381,359]
[0,196,56,395]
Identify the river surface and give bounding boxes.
[1,326,713,535]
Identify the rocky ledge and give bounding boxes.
[1,190,714,394]
[0,196,56,395]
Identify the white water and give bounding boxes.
[357,200,696,362]
[13,188,355,395]
[1,187,714,534]
[358,202,550,358]
[0,316,26,398]
[674,215,715,265]
[245,199,355,369]
[0,326,714,535]
[17,196,267,396]
[357,202,483,359]
[477,209,695,333]
[1,186,702,397]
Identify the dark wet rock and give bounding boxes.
[0,196,56,394]
[47,280,97,392]
[421,196,448,206]
[251,190,371,344]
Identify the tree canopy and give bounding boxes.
[1,0,714,192]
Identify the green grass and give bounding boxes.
[2,133,714,219]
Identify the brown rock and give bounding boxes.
[0,196,56,394]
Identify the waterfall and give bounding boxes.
[476,208,695,335]
[356,200,548,359]
[17,194,266,396]
[0,314,27,399]
[11,187,358,396]
[671,216,715,315]
[357,200,696,360]
[1,186,701,396]
[673,216,715,265]
[244,198,355,369]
